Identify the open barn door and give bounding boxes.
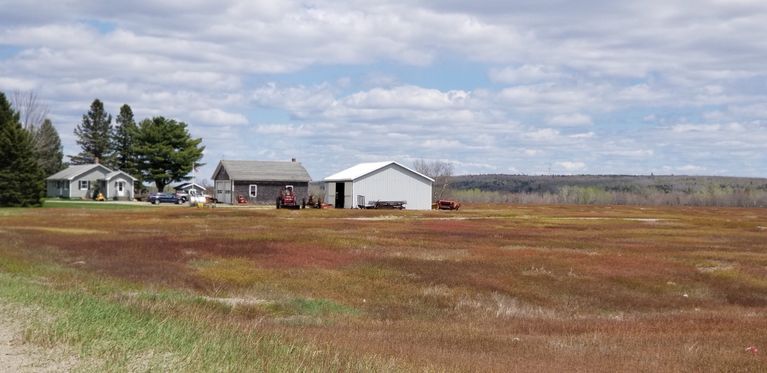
[334,182,345,208]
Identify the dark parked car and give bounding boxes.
[148,192,181,205]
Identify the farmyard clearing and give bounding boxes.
[1,204,766,371]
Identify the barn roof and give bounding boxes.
[213,160,311,182]
[324,161,434,182]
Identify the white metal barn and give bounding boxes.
[323,161,434,210]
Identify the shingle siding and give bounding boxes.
[212,160,311,205]
[233,181,308,205]
[214,167,229,181]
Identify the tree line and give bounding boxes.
[0,91,61,206]
[448,174,767,207]
[0,91,205,206]
[70,99,204,192]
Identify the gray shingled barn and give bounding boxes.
[212,160,311,205]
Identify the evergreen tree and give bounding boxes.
[71,99,113,166]
[113,104,138,173]
[32,118,64,176]
[133,116,205,192]
[0,92,44,206]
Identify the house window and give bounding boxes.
[79,180,89,190]
[249,184,257,197]
[116,181,124,192]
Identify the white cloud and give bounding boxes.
[569,132,595,139]
[548,113,592,126]
[615,84,665,102]
[489,65,563,84]
[342,86,470,110]
[678,164,706,172]
[192,109,248,126]
[557,161,586,171]
[523,148,542,156]
[497,83,603,113]
[525,128,560,141]
[602,149,654,157]
[1,0,767,177]
[421,139,462,149]
[670,122,745,133]
[0,76,37,91]
[671,124,722,133]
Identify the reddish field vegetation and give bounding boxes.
[2,204,767,371]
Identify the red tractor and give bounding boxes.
[437,199,461,210]
[276,185,304,209]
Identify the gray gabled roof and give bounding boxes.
[173,182,206,191]
[46,164,109,180]
[105,170,137,181]
[213,160,311,182]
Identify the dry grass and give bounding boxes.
[1,204,767,371]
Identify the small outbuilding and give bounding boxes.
[173,182,207,195]
[323,161,434,210]
[212,160,311,205]
[46,164,136,200]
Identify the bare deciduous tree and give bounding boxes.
[11,90,49,131]
[413,159,454,201]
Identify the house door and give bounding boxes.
[334,182,345,208]
[115,181,126,197]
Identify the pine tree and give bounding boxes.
[0,92,44,206]
[72,99,113,166]
[32,118,64,176]
[134,116,205,192]
[113,104,141,189]
[113,104,137,173]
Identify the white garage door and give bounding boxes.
[215,180,232,204]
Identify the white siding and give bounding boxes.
[46,180,72,198]
[68,168,109,199]
[106,174,135,200]
[323,181,353,207]
[325,182,335,205]
[352,164,432,210]
[344,181,353,208]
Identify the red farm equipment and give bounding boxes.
[276,185,304,209]
[436,199,461,210]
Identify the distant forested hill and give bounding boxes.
[450,174,767,194]
[446,174,767,207]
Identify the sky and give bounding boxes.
[1,0,766,181]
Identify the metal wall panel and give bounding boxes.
[352,164,432,210]
[324,182,336,205]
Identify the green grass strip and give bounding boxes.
[0,269,393,372]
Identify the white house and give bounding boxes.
[46,164,136,200]
[323,161,434,210]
